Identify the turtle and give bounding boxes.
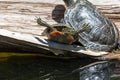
[62,0,119,51]
[36,17,90,44]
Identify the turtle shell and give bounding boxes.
[63,0,119,51]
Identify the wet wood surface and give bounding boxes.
[0,0,120,76]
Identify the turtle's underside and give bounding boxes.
[63,0,119,51]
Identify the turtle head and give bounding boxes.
[63,0,87,7]
[36,17,51,27]
[63,0,75,7]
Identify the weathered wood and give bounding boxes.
[98,53,120,60]
[0,0,120,34]
[0,29,109,56]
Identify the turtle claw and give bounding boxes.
[77,24,90,33]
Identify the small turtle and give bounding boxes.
[62,0,119,51]
[36,17,89,44]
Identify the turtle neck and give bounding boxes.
[63,0,75,7]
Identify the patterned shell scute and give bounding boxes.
[63,0,119,51]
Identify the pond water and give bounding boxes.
[0,54,119,80]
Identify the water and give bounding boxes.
[111,77,120,80]
[0,54,119,80]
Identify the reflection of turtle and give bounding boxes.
[62,0,119,51]
[37,18,89,44]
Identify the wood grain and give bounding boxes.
[0,0,120,34]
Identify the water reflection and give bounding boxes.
[0,56,116,80]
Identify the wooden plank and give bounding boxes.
[0,0,120,5]
[0,0,120,34]
[0,29,109,56]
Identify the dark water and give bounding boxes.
[0,55,119,80]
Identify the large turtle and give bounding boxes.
[62,0,119,51]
